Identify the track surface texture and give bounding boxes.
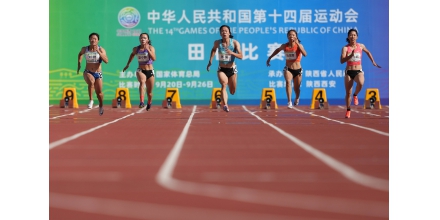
[49,103,389,220]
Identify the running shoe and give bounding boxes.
[87,100,94,109]
[287,102,293,109]
[223,105,229,112]
[99,107,104,116]
[353,95,359,105]
[146,103,151,111]
[294,99,299,106]
[139,102,145,108]
[345,110,350,118]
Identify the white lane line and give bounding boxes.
[50,107,97,119]
[243,105,388,192]
[156,105,388,218]
[336,105,389,118]
[49,192,309,220]
[50,112,75,119]
[50,171,122,182]
[49,113,134,150]
[136,108,146,114]
[293,106,389,136]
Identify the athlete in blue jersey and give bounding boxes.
[207,25,243,112]
[77,33,108,115]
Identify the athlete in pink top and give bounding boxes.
[340,29,381,118]
[267,29,307,108]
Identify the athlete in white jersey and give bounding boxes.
[77,33,108,115]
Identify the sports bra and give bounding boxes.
[85,46,102,64]
[284,43,302,63]
[136,46,153,65]
[218,38,236,65]
[346,43,362,66]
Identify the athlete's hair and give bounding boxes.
[219,25,234,38]
[140,33,152,45]
[346,29,358,43]
[89,33,100,40]
[287,29,301,43]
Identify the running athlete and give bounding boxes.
[340,28,381,118]
[266,29,307,108]
[123,33,156,111]
[206,25,243,112]
[77,32,108,115]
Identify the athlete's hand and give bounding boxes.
[266,59,271,67]
[350,45,356,57]
[206,61,212,72]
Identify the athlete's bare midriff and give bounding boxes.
[345,64,362,71]
[85,63,102,73]
[285,61,302,70]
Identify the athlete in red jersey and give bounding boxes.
[267,29,307,108]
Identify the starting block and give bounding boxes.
[259,88,278,109]
[162,88,182,109]
[310,88,329,109]
[112,88,132,108]
[59,88,78,108]
[364,88,382,109]
[209,88,222,109]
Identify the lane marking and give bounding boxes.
[50,171,122,182]
[293,106,389,136]
[50,107,97,119]
[242,105,388,191]
[49,113,134,149]
[155,105,388,218]
[336,105,389,118]
[50,112,75,119]
[49,192,308,220]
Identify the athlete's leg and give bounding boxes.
[146,76,155,105]
[344,74,354,109]
[94,78,104,107]
[136,70,147,104]
[353,71,365,96]
[228,73,237,95]
[83,72,95,101]
[293,74,302,104]
[217,71,229,106]
[284,69,293,103]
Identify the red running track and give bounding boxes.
[49,103,389,220]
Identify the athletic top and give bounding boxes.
[136,46,153,65]
[218,38,236,65]
[85,46,102,64]
[284,43,302,63]
[346,43,362,66]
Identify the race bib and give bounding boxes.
[138,53,150,62]
[349,52,361,62]
[219,53,231,62]
[285,51,297,61]
[85,52,99,63]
